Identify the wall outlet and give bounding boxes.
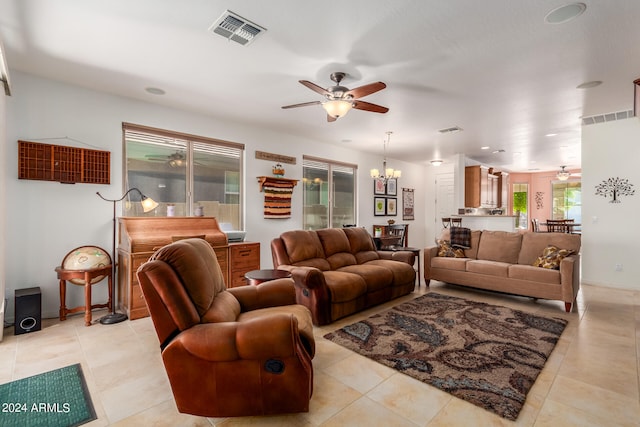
[615,263,623,272]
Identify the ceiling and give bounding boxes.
[2,0,640,173]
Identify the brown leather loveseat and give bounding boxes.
[271,227,416,325]
[137,238,315,417]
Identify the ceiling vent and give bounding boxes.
[438,126,463,134]
[581,110,633,126]
[208,10,266,46]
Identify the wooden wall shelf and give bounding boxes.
[18,140,110,184]
[257,176,299,192]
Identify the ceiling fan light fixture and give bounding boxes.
[322,100,352,118]
[557,166,571,181]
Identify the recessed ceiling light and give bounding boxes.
[492,149,505,154]
[577,80,602,89]
[145,87,165,95]
[481,146,490,150]
[546,133,558,137]
[545,3,586,24]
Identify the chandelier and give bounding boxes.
[557,166,571,181]
[370,131,401,180]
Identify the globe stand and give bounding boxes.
[99,312,127,324]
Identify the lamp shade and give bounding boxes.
[141,196,159,212]
[322,100,352,118]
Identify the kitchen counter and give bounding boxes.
[450,214,516,231]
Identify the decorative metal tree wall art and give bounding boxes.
[535,192,544,209]
[594,177,635,203]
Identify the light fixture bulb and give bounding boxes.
[370,168,380,178]
[322,100,352,118]
[430,160,443,166]
[556,166,571,181]
[141,196,159,212]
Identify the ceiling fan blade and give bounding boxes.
[345,82,386,99]
[281,100,322,109]
[327,114,337,123]
[352,100,389,114]
[299,80,331,96]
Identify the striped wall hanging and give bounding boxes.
[258,176,299,219]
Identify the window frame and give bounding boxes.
[122,122,245,226]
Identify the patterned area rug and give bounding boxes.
[0,363,96,427]
[324,292,568,420]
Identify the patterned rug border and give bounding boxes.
[323,292,568,421]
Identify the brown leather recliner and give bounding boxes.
[136,238,315,417]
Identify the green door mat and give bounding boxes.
[0,363,97,427]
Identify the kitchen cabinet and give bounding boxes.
[465,165,498,208]
[496,171,510,209]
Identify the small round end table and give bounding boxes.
[244,269,292,286]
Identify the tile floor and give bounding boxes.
[1,282,639,426]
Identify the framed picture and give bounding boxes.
[374,178,386,195]
[374,197,386,216]
[386,197,398,216]
[402,188,414,220]
[386,178,397,196]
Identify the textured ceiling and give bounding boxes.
[2,0,639,172]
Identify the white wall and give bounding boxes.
[581,118,640,290]
[4,72,428,320]
[0,74,6,339]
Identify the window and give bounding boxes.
[552,181,581,223]
[302,156,357,229]
[512,183,528,229]
[123,123,244,229]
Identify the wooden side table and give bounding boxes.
[56,265,112,326]
[244,269,292,286]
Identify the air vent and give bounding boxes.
[581,110,633,126]
[438,126,463,134]
[208,10,266,46]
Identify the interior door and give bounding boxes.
[435,172,455,231]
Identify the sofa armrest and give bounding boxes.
[377,250,415,265]
[228,278,297,311]
[423,246,439,285]
[559,254,580,305]
[289,266,332,325]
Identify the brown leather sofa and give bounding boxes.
[137,238,315,417]
[271,227,416,325]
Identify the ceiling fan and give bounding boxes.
[556,165,581,180]
[145,151,193,168]
[282,72,389,122]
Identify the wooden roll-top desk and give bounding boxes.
[118,217,259,320]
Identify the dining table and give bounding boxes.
[539,222,582,233]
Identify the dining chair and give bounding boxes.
[531,218,540,232]
[441,217,451,228]
[450,218,462,227]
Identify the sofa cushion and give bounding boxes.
[281,230,331,270]
[431,256,469,271]
[532,245,575,270]
[476,231,522,264]
[317,228,358,269]
[509,264,561,284]
[343,227,381,263]
[323,271,367,303]
[437,240,466,258]
[338,264,393,293]
[466,260,510,277]
[517,232,581,265]
[365,259,416,285]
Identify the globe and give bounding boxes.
[61,246,111,285]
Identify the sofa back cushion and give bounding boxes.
[476,230,523,264]
[317,228,357,269]
[280,230,331,270]
[517,232,581,265]
[343,227,380,263]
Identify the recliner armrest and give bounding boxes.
[228,278,297,311]
[166,314,301,362]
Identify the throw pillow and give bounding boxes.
[437,240,466,258]
[532,245,575,270]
